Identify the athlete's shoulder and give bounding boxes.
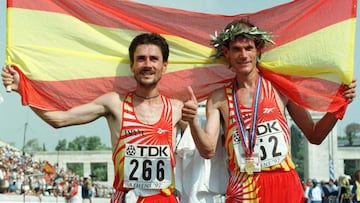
[102,91,126,100]
[169,97,184,109]
[94,91,127,109]
[209,86,227,101]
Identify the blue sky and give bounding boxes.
[0,0,359,150]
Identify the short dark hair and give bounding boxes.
[128,33,169,63]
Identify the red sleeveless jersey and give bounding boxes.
[224,77,304,203]
[112,93,175,192]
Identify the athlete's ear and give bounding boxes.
[222,46,229,58]
[162,61,168,73]
[130,62,135,73]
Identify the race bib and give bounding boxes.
[254,120,288,167]
[233,119,288,169]
[123,144,172,189]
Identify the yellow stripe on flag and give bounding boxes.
[7,8,214,81]
[260,19,355,84]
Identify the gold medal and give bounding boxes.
[244,161,255,175]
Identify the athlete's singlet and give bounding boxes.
[111,93,177,203]
[224,77,304,203]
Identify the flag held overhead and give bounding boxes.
[6,0,357,119]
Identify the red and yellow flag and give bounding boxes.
[42,161,56,175]
[6,0,356,119]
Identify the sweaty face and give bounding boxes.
[223,37,259,75]
[131,44,167,88]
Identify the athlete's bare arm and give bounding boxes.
[287,79,356,144]
[31,93,113,128]
[182,87,224,159]
[287,100,337,145]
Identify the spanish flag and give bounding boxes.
[6,0,356,119]
[42,161,56,175]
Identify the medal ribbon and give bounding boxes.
[232,75,262,156]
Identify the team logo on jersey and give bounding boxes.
[157,128,169,134]
[263,107,275,114]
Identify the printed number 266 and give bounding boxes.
[129,159,165,181]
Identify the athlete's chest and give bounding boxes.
[133,102,164,124]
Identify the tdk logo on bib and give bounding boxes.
[257,120,280,135]
[126,144,170,158]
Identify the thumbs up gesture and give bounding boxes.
[182,86,199,123]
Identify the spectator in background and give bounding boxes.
[351,170,360,203]
[338,175,351,203]
[0,164,5,193]
[309,179,324,203]
[64,179,82,203]
[32,174,41,196]
[321,180,330,203]
[305,178,314,203]
[82,177,92,203]
[327,179,339,203]
[8,180,17,194]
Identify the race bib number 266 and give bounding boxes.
[123,144,172,189]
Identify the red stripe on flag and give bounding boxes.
[16,65,234,110]
[260,68,348,118]
[7,0,356,46]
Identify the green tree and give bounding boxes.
[67,163,84,176]
[345,123,360,146]
[24,138,44,152]
[55,135,110,151]
[68,136,87,151]
[86,136,109,150]
[90,162,108,181]
[290,124,305,180]
[344,160,356,178]
[55,139,67,151]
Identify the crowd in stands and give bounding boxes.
[1,141,359,203]
[303,171,360,203]
[0,143,113,201]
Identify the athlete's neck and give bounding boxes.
[236,72,259,89]
[133,91,160,100]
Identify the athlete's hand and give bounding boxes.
[182,86,199,123]
[2,65,20,92]
[343,78,356,103]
